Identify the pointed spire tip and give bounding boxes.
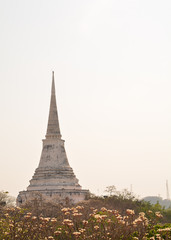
[46,71,61,139]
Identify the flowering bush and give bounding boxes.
[0,205,170,240]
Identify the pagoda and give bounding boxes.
[17,72,89,205]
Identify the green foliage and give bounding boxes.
[92,187,171,224]
[0,188,170,239]
[0,206,170,239]
[0,191,15,207]
[163,208,171,223]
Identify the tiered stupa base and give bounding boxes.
[17,189,89,205]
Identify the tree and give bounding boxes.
[105,185,117,196]
[0,191,15,206]
[118,188,136,200]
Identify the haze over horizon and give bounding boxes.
[0,0,171,200]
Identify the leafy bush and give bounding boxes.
[0,205,170,240]
[0,191,15,207]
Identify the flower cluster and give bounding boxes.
[0,205,170,239]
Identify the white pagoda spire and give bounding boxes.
[46,71,61,139]
[17,72,89,205]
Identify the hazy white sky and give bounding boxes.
[0,0,171,199]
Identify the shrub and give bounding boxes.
[0,205,170,240]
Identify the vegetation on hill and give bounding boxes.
[0,189,171,239]
[143,196,171,209]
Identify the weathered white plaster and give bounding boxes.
[17,72,89,206]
